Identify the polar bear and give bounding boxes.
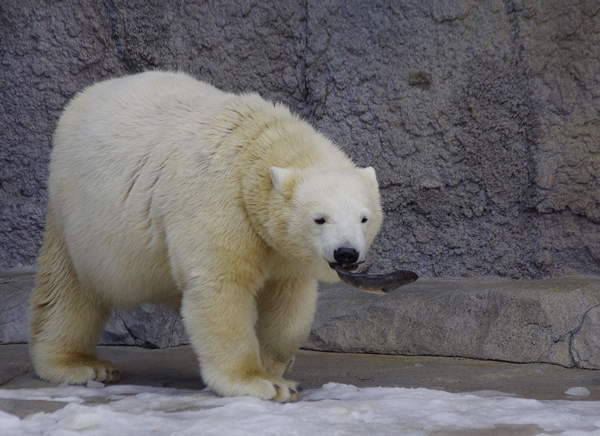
[29,71,383,402]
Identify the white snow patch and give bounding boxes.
[86,380,105,389]
[0,383,599,436]
[565,387,591,397]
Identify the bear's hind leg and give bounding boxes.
[29,212,119,384]
[255,275,318,389]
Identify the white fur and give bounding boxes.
[29,71,383,402]
[281,168,379,281]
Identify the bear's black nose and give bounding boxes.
[334,247,359,264]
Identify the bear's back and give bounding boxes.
[47,72,260,302]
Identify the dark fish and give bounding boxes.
[331,264,418,295]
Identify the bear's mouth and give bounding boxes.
[329,261,362,272]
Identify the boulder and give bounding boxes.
[305,278,600,369]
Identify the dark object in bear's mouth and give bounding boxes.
[330,263,418,295]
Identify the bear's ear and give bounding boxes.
[269,167,296,196]
[360,166,378,187]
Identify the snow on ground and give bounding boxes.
[1,383,599,436]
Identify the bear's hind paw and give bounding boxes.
[61,357,120,384]
[34,354,120,385]
[91,360,120,383]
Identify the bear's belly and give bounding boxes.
[65,223,180,308]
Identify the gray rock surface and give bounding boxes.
[306,278,600,369]
[100,305,188,349]
[570,304,600,369]
[3,272,600,369]
[2,0,600,280]
[0,272,33,345]
[305,0,600,279]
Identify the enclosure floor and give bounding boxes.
[1,343,599,418]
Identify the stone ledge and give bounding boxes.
[0,271,35,345]
[307,278,600,369]
[2,272,599,369]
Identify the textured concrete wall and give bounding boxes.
[1,0,599,279]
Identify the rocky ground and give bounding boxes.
[2,271,600,420]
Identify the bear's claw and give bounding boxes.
[269,380,302,402]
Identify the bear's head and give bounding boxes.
[269,166,383,283]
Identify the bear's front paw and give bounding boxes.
[240,377,302,402]
[272,380,303,402]
[207,372,302,402]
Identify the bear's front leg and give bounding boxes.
[255,274,318,383]
[181,277,299,402]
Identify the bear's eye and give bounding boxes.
[314,217,326,225]
[361,217,368,223]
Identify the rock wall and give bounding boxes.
[2,0,599,279]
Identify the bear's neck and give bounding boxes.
[233,104,350,254]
